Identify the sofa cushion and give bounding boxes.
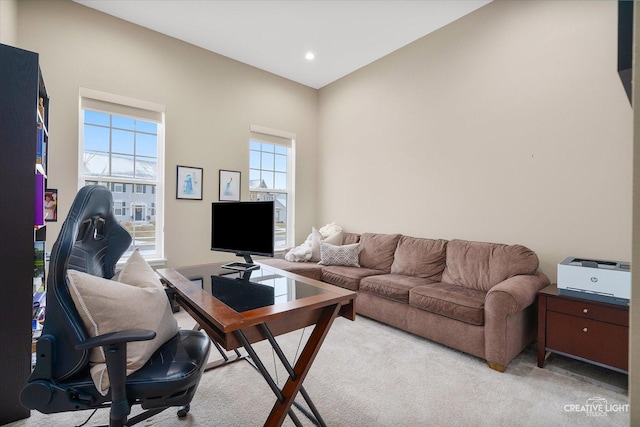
[342,232,361,245]
[360,274,437,304]
[321,265,385,291]
[441,239,539,292]
[358,233,402,272]
[409,282,486,326]
[390,236,448,280]
[318,242,360,267]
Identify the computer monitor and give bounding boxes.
[211,201,274,270]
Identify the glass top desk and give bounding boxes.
[172,263,334,313]
[156,262,356,426]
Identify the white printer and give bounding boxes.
[557,257,630,306]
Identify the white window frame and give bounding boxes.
[249,125,296,251]
[78,88,166,264]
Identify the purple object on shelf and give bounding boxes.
[35,173,45,226]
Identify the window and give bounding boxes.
[79,88,165,262]
[249,126,295,250]
[112,182,125,193]
[114,201,126,216]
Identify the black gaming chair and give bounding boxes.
[20,185,211,426]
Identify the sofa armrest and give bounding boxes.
[485,272,550,316]
[484,272,550,370]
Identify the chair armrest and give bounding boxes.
[485,272,550,316]
[75,329,156,350]
[75,328,156,423]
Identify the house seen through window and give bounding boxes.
[80,89,165,261]
[249,128,295,251]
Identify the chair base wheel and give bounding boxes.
[177,404,190,418]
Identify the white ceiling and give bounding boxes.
[74,0,491,89]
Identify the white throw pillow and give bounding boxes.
[318,242,360,267]
[311,227,323,262]
[311,228,344,262]
[66,249,178,395]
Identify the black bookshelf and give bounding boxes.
[0,43,48,424]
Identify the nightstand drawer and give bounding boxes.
[546,311,628,370]
[547,296,628,326]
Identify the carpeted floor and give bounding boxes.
[8,310,629,426]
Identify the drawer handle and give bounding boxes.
[583,308,588,314]
[583,327,588,333]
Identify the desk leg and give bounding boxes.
[270,303,339,426]
[235,330,304,427]
[235,303,341,427]
[258,323,326,426]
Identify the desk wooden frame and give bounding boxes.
[157,264,356,426]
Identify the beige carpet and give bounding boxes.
[8,310,629,427]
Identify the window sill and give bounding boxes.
[273,248,289,259]
[116,257,167,269]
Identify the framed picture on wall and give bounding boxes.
[44,188,58,222]
[219,170,241,201]
[176,165,203,200]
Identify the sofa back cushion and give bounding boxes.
[390,236,448,280]
[441,239,539,292]
[342,232,361,245]
[358,233,402,272]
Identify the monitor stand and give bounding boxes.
[221,253,260,272]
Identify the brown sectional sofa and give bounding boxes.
[261,232,550,372]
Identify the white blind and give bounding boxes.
[80,87,164,123]
[250,124,294,147]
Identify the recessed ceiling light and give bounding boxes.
[305,52,315,61]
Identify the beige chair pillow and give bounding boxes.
[67,250,178,395]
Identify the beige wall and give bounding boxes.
[318,0,633,284]
[319,0,635,420]
[0,0,18,46]
[13,0,638,420]
[16,0,319,268]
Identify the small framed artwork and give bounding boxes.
[219,170,241,201]
[44,188,58,222]
[176,165,203,200]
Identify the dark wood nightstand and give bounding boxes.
[537,284,629,373]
